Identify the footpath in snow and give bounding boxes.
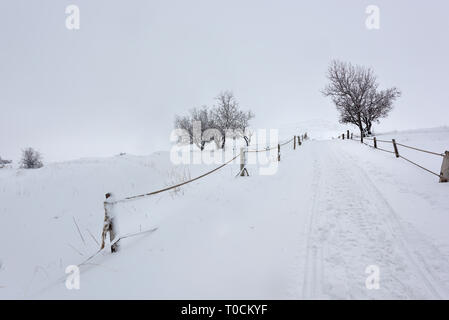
[1,132,449,299]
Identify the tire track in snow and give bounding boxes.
[302,148,324,299]
[299,141,447,299]
[324,143,442,298]
[337,146,448,298]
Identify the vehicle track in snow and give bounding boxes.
[301,150,324,299]
[300,141,449,299]
[337,145,449,298]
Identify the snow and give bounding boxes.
[0,127,448,299]
[278,119,350,140]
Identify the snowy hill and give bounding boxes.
[277,119,349,140]
[1,127,449,299]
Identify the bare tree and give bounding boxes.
[20,148,43,169]
[362,87,401,135]
[213,91,254,148]
[191,106,216,150]
[174,114,193,144]
[323,60,400,139]
[174,106,216,150]
[236,110,255,146]
[174,92,254,150]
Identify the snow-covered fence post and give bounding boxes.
[342,133,345,140]
[347,130,349,139]
[351,133,353,139]
[392,139,400,158]
[439,151,449,183]
[240,147,249,176]
[298,136,302,146]
[278,144,281,162]
[100,193,120,253]
[294,136,296,150]
[374,137,377,149]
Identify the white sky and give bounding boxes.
[1,0,448,162]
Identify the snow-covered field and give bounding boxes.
[1,127,449,299]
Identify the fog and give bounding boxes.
[1,0,448,161]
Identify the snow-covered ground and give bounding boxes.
[1,127,449,299]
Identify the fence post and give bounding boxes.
[351,133,353,139]
[342,133,345,140]
[278,144,281,162]
[294,136,296,150]
[240,147,249,176]
[347,130,349,139]
[298,136,302,146]
[101,193,120,253]
[374,137,377,149]
[392,139,400,158]
[439,151,449,183]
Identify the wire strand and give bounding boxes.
[399,155,444,178]
[355,135,444,178]
[396,142,444,157]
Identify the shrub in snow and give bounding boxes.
[165,167,191,198]
[20,148,43,169]
[0,157,12,168]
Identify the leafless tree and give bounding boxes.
[191,106,216,150]
[20,148,43,169]
[174,92,254,150]
[362,87,401,135]
[213,91,254,148]
[323,60,400,139]
[174,106,216,150]
[174,114,193,144]
[236,110,255,146]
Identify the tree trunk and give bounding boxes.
[357,114,364,142]
[243,136,249,146]
[221,136,226,149]
[366,121,372,135]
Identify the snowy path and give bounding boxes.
[2,137,449,299]
[298,141,449,299]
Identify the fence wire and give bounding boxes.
[351,134,446,180]
[350,135,444,157]
[114,153,241,204]
[114,136,301,204]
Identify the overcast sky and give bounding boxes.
[1,0,448,162]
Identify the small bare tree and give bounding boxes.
[323,60,400,139]
[174,106,216,150]
[174,92,254,149]
[191,106,216,150]
[213,91,254,148]
[174,114,193,144]
[236,110,255,146]
[20,148,43,169]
